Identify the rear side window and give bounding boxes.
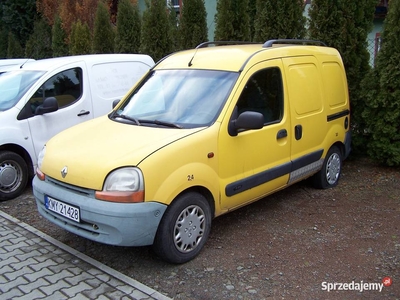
[237,67,284,124]
[29,68,82,114]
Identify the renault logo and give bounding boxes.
[61,166,68,178]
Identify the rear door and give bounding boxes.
[218,59,291,211]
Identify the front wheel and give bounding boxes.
[153,192,212,264]
[0,151,29,201]
[311,146,342,189]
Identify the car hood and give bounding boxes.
[42,116,203,190]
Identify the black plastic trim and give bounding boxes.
[327,109,350,122]
[225,162,291,197]
[291,149,323,171]
[225,149,323,197]
[263,39,327,48]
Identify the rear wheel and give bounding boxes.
[153,192,212,264]
[311,146,342,189]
[0,151,29,201]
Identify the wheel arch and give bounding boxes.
[329,141,345,159]
[171,186,216,219]
[0,144,35,178]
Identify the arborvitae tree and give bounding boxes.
[1,0,37,49]
[247,0,257,42]
[52,15,69,57]
[109,0,119,24]
[25,18,53,59]
[253,0,305,42]
[308,0,376,154]
[140,0,174,62]
[178,0,208,50]
[36,0,60,26]
[7,32,24,58]
[214,0,250,41]
[0,4,6,58]
[0,28,8,58]
[360,0,400,166]
[69,20,92,55]
[92,1,115,54]
[308,1,342,45]
[167,3,179,53]
[115,0,141,53]
[46,0,98,39]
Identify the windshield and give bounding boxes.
[0,70,45,111]
[112,69,239,128]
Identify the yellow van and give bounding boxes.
[33,40,351,264]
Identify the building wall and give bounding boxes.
[205,1,217,41]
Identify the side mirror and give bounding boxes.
[112,99,120,109]
[35,97,58,115]
[228,110,264,136]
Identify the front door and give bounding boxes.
[218,60,291,211]
[24,66,92,159]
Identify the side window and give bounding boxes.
[237,67,283,124]
[29,68,82,114]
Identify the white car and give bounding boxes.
[0,54,154,200]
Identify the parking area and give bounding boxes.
[1,157,399,299]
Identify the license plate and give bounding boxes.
[45,196,80,223]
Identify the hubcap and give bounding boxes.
[0,161,22,193]
[174,205,205,253]
[326,153,341,185]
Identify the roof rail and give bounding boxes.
[196,41,257,49]
[263,39,327,48]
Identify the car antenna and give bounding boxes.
[188,41,255,66]
[20,57,32,69]
[188,42,211,67]
[188,48,199,67]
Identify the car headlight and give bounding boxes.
[36,146,46,180]
[95,167,144,203]
[37,146,46,170]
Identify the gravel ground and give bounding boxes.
[1,157,399,299]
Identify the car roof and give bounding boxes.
[0,58,35,67]
[155,40,340,72]
[5,54,154,72]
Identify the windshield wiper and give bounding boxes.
[139,119,182,129]
[114,114,141,125]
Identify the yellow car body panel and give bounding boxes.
[42,115,204,190]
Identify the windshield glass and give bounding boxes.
[0,70,45,111]
[113,69,239,128]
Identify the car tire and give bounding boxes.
[0,151,29,201]
[153,192,212,264]
[311,145,342,189]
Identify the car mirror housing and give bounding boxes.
[228,110,264,136]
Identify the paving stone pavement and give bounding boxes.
[0,210,172,300]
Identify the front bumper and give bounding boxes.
[33,176,167,247]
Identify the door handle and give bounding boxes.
[77,110,90,116]
[295,125,302,140]
[276,129,287,139]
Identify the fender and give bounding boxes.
[321,121,348,157]
[137,124,222,215]
[0,110,37,166]
[147,161,222,216]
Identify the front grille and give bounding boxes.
[46,176,95,198]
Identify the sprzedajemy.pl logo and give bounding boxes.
[321,277,393,293]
